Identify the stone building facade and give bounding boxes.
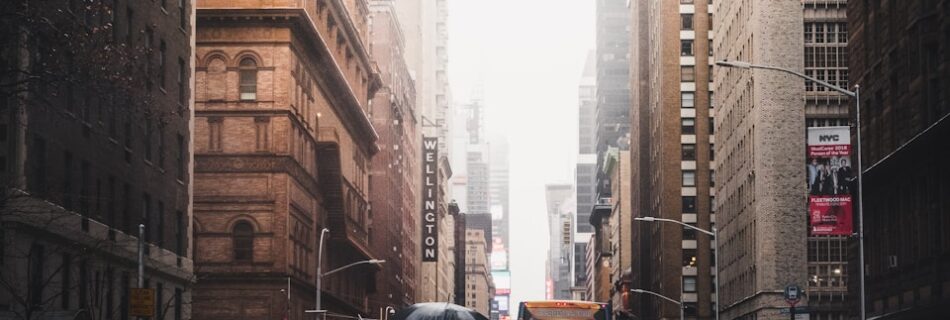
[848,0,950,318]
[464,229,493,318]
[1,1,196,320]
[712,0,808,319]
[628,0,717,318]
[191,0,381,319]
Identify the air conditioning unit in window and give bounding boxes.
[887,255,898,268]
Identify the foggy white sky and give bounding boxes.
[447,0,595,305]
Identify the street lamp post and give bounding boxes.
[634,217,718,320]
[630,289,684,320]
[715,60,866,320]
[307,227,384,319]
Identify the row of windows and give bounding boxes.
[681,117,715,135]
[25,244,184,320]
[28,138,187,254]
[681,14,713,31]
[804,22,848,44]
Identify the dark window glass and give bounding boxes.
[61,253,71,309]
[682,249,697,267]
[29,245,45,309]
[239,58,258,100]
[681,40,694,56]
[177,134,186,180]
[682,14,693,30]
[159,41,167,89]
[233,222,254,261]
[31,137,47,195]
[176,211,185,256]
[683,196,697,213]
[682,144,697,160]
[681,118,696,134]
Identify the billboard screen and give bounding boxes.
[493,271,511,295]
[495,295,509,312]
[807,127,853,236]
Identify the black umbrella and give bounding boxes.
[391,303,489,320]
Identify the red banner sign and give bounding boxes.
[807,127,854,236]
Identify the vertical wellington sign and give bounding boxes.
[806,126,854,235]
[422,137,439,262]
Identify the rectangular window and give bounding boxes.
[709,91,714,108]
[682,196,697,213]
[681,118,696,134]
[145,119,152,162]
[120,273,130,320]
[709,143,715,161]
[681,92,695,108]
[31,137,47,195]
[142,194,151,243]
[174,288,183,320]
[681,66,695,82]
[126,9,134,44]
[105,268,115,320]
[177,134,186,180]
[178,58,187,108]
[179,0,187,30]
[158,128,165,169]
[29,245,45,309]
[156,283,164,320]
[682,248,697,267]
[78,259,88,308]
[710,170,716,187]
[157,201,165,247]
[708,38,714,56]
[63,151,73,210]
[61,253,71,309]
[122,183,131,233]
[680,0,693,3]
[683,226,697,240]
[683,276,697,292]
[682,14,693,30]
[176,211,185,256]
[681,40,694,56]
[682,144,697,160]
[683,170,696,187]
[159,41,167,89]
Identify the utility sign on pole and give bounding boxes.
[130,288,155,318]
[784,284,803,320]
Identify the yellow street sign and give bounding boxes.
[130,288,155,318]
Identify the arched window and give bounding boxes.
[239,58,258,101]
[233,221,254,261]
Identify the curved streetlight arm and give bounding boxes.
[715,60,856,97]
[635,217,714,236]
[323,260,386,278]
[630,289,682,306]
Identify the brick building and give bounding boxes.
[628,0,717,318]
[191,0,382,319]
[367,0,420,313]
[464,229,493,318]
[1,1,195,320]
[848,0,950,318]
[712,0,808,319]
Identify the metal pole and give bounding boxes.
[138,224,145,288]
[317,228,329,315]
[713,227,719,320]
[855,85,866,320]
[680,304,684,320]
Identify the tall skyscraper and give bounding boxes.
[627,0,716,318]
[594,0,631,164]
[545,184,575,300]
[575,51,598,296]
[713,0,808,319]
[849,1,950,318]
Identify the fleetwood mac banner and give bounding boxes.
[421,137,439,262]
[807,126,854,236]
